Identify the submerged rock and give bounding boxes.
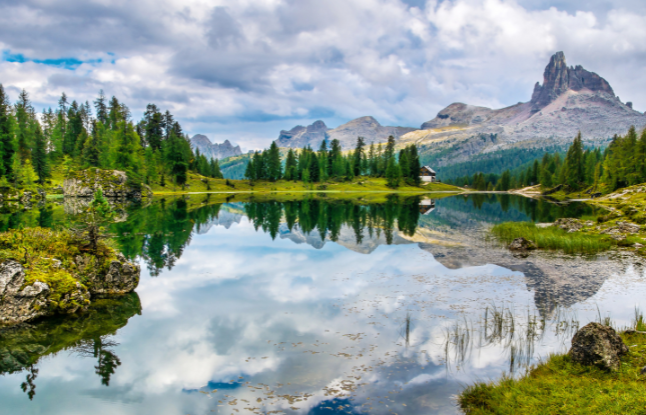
[508,237,537,251]
[568,322,628,371]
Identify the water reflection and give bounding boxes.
[0,293,141,399]
[0,194,641,415]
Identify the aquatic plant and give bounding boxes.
[491,222,616,254]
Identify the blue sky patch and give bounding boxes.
[1,50,102,70]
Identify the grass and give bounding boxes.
[458,330,646,414]
[490,222,617,255]
[148,173,465,195]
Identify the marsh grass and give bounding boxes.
[491,222,616,254]
[459,331,646,414]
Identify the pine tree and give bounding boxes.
[32,123,50,183]
[267,141,282,181]
[15,89,34,161]
[353,137,365,176]
[385,157,401,188]
[0,84,15,177]
[284,149,297,181]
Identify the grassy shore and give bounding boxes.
[459,329,646,414]
[148,172,464,195]
[490,222,620,255]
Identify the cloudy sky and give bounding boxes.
[1,0,645,150]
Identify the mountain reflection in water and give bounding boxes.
[0,194,642,415]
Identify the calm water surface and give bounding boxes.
[1,194,644,415]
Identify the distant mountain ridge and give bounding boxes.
[275,116,414,149]
[402,51,646,169]
[190,135,242,160]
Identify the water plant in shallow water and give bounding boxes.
[490,222,616,255]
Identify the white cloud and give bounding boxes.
[1,0,646,150]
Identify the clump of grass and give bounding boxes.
[459,332,646,414]
[635,307,646,332]
[491,222,616,254]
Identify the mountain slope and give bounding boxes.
[275,116,414,149]
[190,135,242,160]
[403,51,646,169]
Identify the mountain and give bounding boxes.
[190,135,242,160]
[401,51,646,169]
[275,116,415,149]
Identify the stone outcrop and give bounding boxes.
[530,52,614,113]
[63,168,152,199]
[275,117,415,150]
[75,253,140,295]
[190,135,242,160]
[508,237,537,251]
[275,120,330,149]
[568,322,628,371]
[0,255,140,326]
[554,218,583,232]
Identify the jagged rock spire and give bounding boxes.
[530,52,614,113]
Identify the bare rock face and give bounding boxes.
[413,51,646,169]
[508,237,537,251]
[568,322,628,371]
[190,135,243,160]
[75,253,140,295]
[0,260,90,325]
[275,120,330,149]
[63,168,152,199]
[275,117,415,150]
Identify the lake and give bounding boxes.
[1,194,644,415]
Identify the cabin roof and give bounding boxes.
[421,166,436,174]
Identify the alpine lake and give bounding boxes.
[1,193,645,415]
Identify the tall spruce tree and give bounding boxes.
[32,123,50,183]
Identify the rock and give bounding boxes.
[616,221,641,234]
[554,218,583,232]
[20,191,32,204]
[0,260,90,325]
[568,322,628,371]
[642,366,646,375]
[508,237,537,251]
[75,253,140,296]
[635,243,644,248]
[63,168,152,199]
[189,135,243,160]
[37,188,46,199]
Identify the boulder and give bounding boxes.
[63,168,152,199]
[75,253,140,296]
[0,260,90,325]
[554,218,583,232]
[568,322,628,371]
[0,252,140,326]
[508,237,537,251]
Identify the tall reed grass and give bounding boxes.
[491,222,616,255]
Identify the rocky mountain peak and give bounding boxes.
[530,51,614,113]
[189,134,242,160]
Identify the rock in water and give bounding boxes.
[568,322,628,371]
[508,237,537,251]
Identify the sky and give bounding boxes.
[1,0,646,150]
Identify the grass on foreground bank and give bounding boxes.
[148,173,464,195]
[459,330,646,414]
[490,222,619,255]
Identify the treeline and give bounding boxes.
[449,127,646,193]
[0,85,222,190]
[244,136,422,188]
[427,145,568,182]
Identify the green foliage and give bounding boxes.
[491,222,616,254]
